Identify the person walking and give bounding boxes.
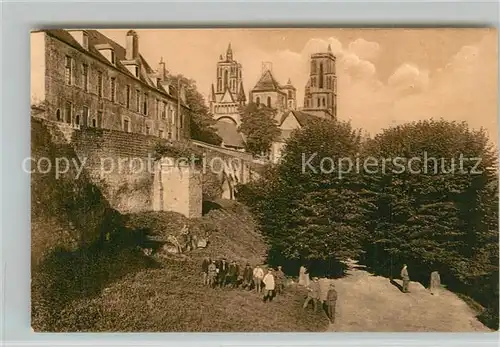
[262,268,276,302]
[303,277,321,311]
[207,260,217,288]
[201,257,210,286]
[242,263,253,290]
[275,265,285,294]
[325,283,338,324]
[253,265,264,293]
[401,264,410,293]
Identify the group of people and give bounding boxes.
[201,257,286,302]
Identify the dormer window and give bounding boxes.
[68,30,89,50]
[135,66,139,77]
[95,44,115,65]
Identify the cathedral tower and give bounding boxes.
[209,43,246,125]
[302,44,337,120]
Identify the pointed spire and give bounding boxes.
[238,81,246,103]
[226,43,233,61]
[219,54,223,60]
[210,83,216,102]
[327,44,332,53]
[287,78,292,85]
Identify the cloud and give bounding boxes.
[388,63,429,93]
[348,38,381,61]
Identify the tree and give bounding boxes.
[362,119,498,328]
[238,118,373,273]
[238,102,280,156]
[170,74,222,145]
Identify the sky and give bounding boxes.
[99,28,498,145]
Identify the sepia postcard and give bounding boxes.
[30,28,498,332]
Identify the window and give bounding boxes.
[322,98,326,107]
[288,90,292,98]
[136,90,140,112]
[168,106,172,122]
[319,63,324,88]
[317,98,320,108]
[65,56,73,85]
[65,102,72,123]
[97,71,103,97]
[97,111,103,127]
[134,66,139,77]
[143,93,148,115]
[110,77,116,102]
[162,102,166,119]
[224,70,228,87]
[256,96,260,105]
[267,96,271,108]
[92,119,97,127]
[156,99,160,119]
[159,129,164,138]
[126,85,131,108]
[123,119,130,132]
[110,50,116,65]
[180,112,183,128]
[56,109,61,121]
[145,125,151,135]
[82,106,89,126]
[82,64,89,91]
[75,115,80,125]
[217,79,222,92]
[311,61,316,74]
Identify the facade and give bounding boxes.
[302,44,337,120]
[249,62,297,115]
[208,44,247,151]
[209,44,246,126]
[31,29,190,140]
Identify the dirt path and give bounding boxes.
[324,260,490,332]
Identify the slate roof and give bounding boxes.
[251,70,282,92]
[214,121,245,148]
[41,29,187,107]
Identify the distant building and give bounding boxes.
[302,44,337,120]
[30,29,190,140]
[209,43,247,150]
[249,62,297,114]
[207,44,338,161]
[269,46,338,163]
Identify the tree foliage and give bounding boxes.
[361,119,498,327]
[238,118,372,268]
[238,118,498,327]
[238,102,280,156]
[170,74,222,146]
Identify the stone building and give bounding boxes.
[302,44,338,120]
[249,62,297,114]
[269,46,338,163]
[208,43,247,151]
[31,29,190,140]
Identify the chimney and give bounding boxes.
[125,30,139,60]
[157,57,166,80]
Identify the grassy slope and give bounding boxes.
[52,200,329,332]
